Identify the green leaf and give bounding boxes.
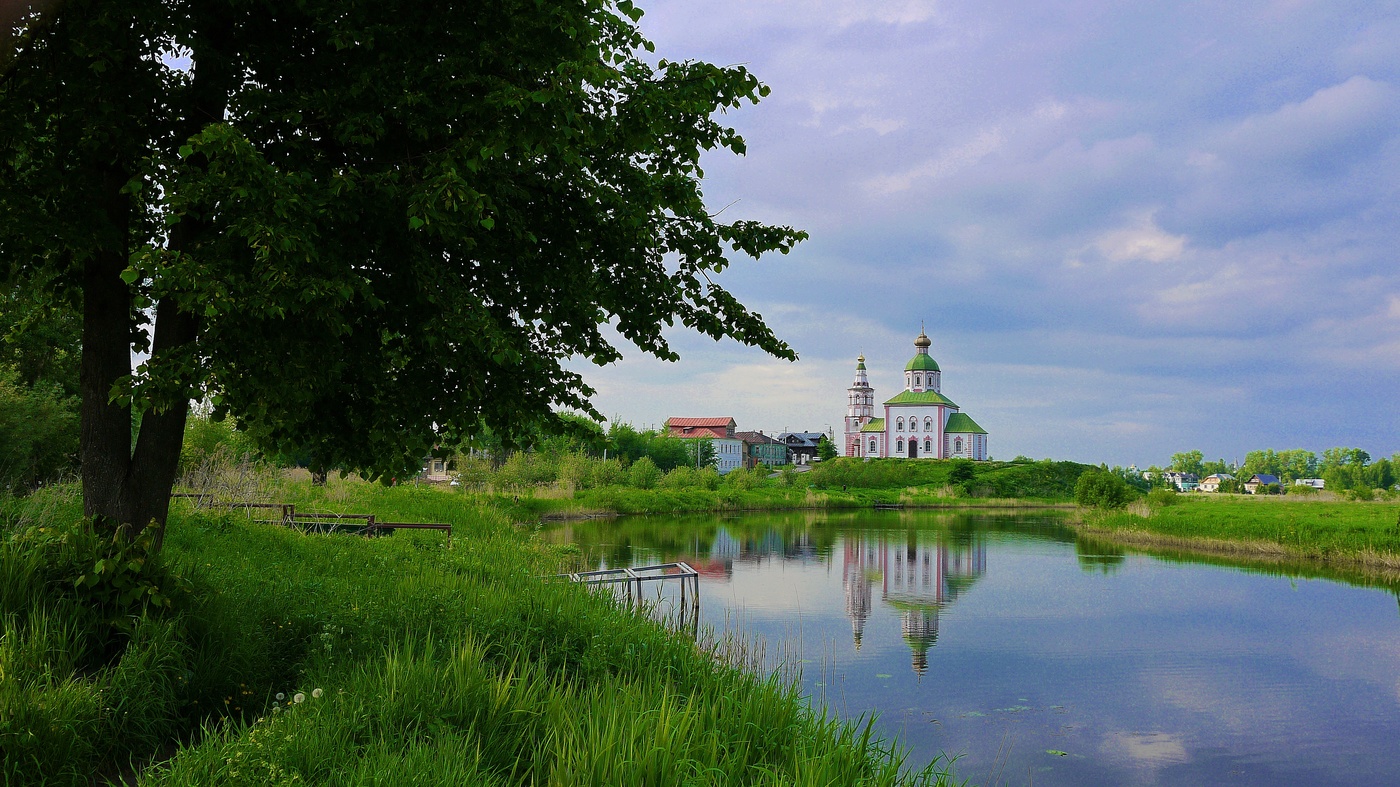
[119,268,139,285]
[479,217,495,230]
[408,216,424,230]
[178,144,193,158]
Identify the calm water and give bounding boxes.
[543,509,1400,786]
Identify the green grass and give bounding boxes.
[484,458,1090,519]
[1083,494,1400,563]
[1,482,959,786]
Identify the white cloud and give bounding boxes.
[1092,211,1187,263]
[1217,75,1399,163]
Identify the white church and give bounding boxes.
[844,329,989,460]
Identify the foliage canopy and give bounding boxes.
[0,0,803,537]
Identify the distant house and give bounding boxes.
[1162,471,1199,492]
[735,431,788,469]
[420,456,452,484]
[1244,474,1281,494]
[778,432,828,465]
[1294,478,1326,489]
[1198,473,1235,493]
[666,417,745,474]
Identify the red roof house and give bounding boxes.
[665,417,736,439]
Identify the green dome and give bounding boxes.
[905,353,940,372]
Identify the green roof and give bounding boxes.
[904,353,940,372]
[859,418,885,433]
[883,390,958,408]
[943,413,987,434]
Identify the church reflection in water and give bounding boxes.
[843,533,986,674]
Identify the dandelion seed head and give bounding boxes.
[293,693,305,704]
[312,688,323,698]
[275,692,285,701]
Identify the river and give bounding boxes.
[542,509,1400,786]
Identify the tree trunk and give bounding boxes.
[80,167,198,547]
[78,10,230,549]
[80,164,138,537]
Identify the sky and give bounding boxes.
[572,0,1400,468]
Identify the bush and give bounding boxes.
[0,371,78,493]
[697,467,722,490]
[947,460,974,485]
[452,456,494,490]
[180,412,257,473]
[590,459,626,488]
[1146,487,1181,507]
[1075,470,1134,509]
[724,467,764,491]
[659,466,700,489]
[1285,483,1319,497]
[495,452,557,490]
[627,457,661,490]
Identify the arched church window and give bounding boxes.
[915,375,921,387]
[896,418,904,431]
[955,437,963,453]
[869,439,877,453]
[924,417,933,431]
[896,439,904,452]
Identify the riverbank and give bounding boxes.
[513,487,1077,520]
[1,483,955,786]
[1072,495,1400,577]
[489,457,1087,519]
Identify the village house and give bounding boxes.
[665,417,746,474]
[1198,473,1235,493]
[777,432,828,465]
[1244,474,1281,494]
[1161,471,1199,492]
[735,430,788,469]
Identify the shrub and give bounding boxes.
[1146,487,1180,507]
[627,457,661,490]
[556,453,592,490]
[452,455,494,490]
[0,371,77,493]
[495,452,557,490]
[697,467,722,490]
[659,466,700,489]
[1075,470,1133,509]
[1285,483,1319,497]
[180,412,257,473]
[590,459,626,488]
[724,467,764,490]
[947,460,974,485]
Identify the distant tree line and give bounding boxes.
[1146,447,1398,495]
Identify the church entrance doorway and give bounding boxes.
[908,441,918,458]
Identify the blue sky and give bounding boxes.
[575,0,1400,467]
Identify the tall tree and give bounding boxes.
[1,0,803,545]
[1170,450,1205,477]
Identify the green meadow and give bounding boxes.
[1080,493,1400,567]
[0,481,958,786]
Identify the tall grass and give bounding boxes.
[2,483,959,785]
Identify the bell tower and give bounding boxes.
[845,355,875,456]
